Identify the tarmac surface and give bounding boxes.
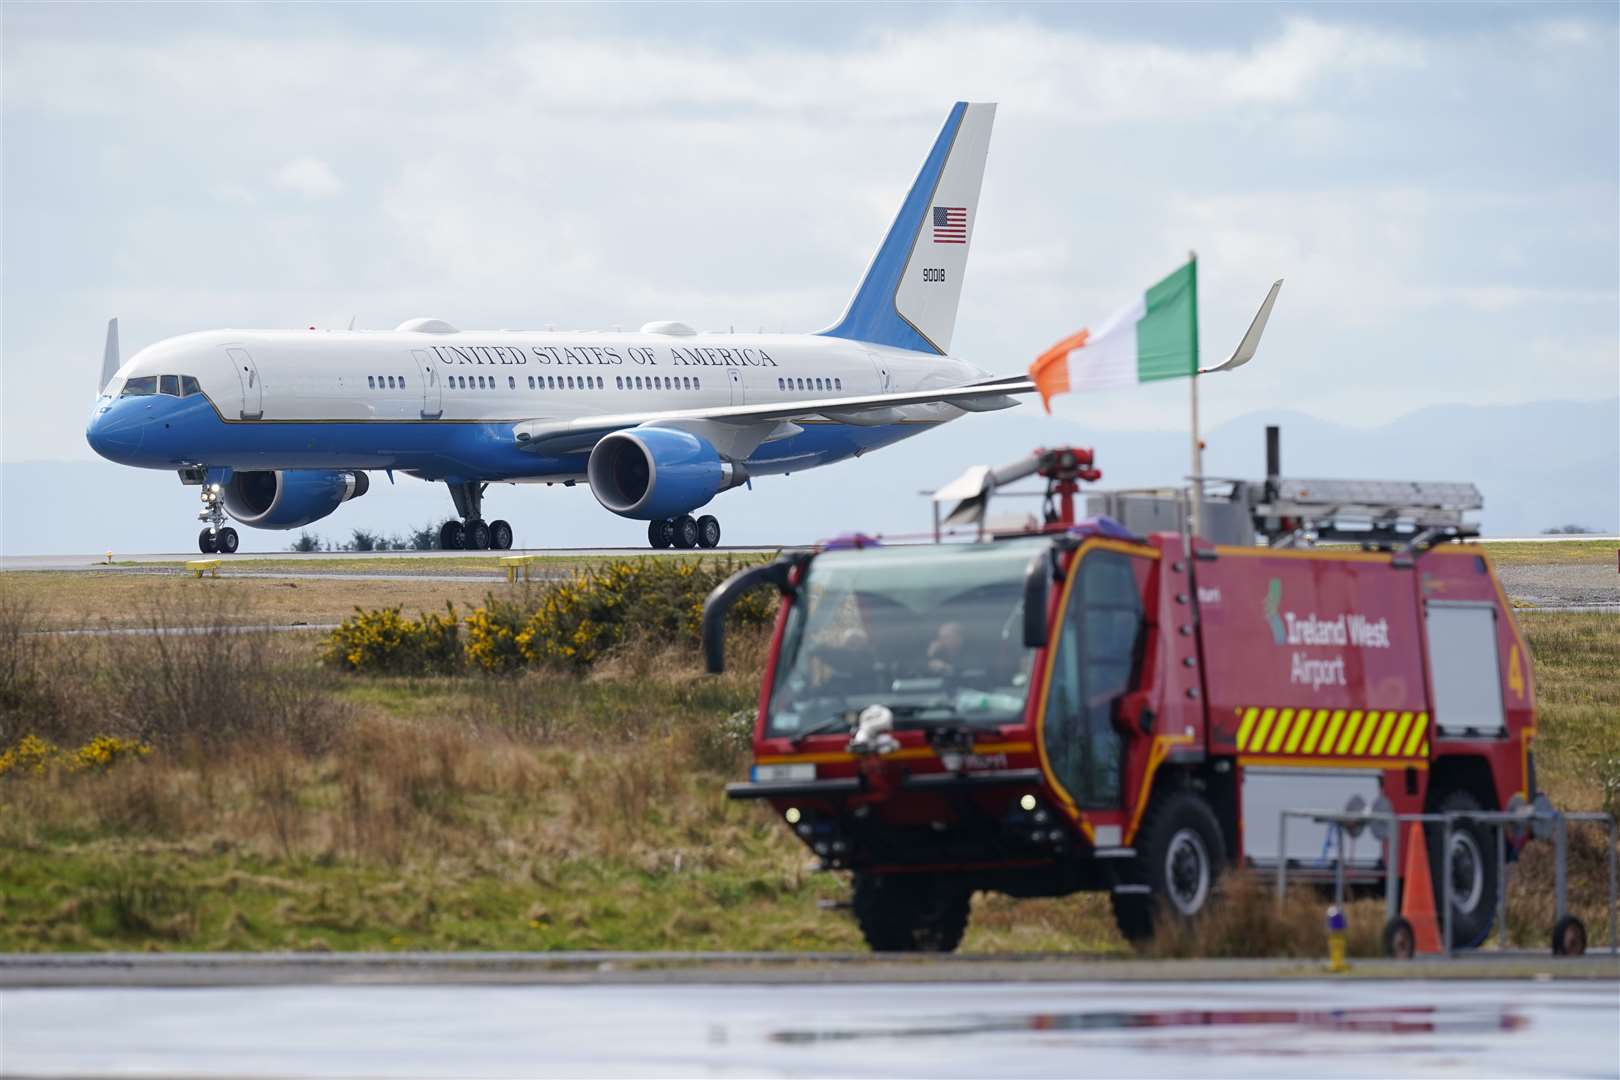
[1,961,1615,1078]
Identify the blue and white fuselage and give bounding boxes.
[87,102,1033,551]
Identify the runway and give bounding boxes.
[2,972,1614,1078]
[0,547,784,574]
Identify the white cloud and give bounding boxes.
[270,157,343,200]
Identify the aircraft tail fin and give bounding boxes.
[819,102,996,356]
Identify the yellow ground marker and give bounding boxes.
[501,554,540,583]
[186,559,221,578]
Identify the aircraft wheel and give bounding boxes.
[216,527,239,554]
[466,519,492,551]
[648,519,672,550]
[198,529,217,555]
[439,520,465,550]
[672,515,700,549]
[697,515,721,549]
[489,519,514,551]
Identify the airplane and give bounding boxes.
[87,101,1043,553]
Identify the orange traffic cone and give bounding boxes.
[1400,821,1443,954]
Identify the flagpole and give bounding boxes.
[1188,250,1202,539]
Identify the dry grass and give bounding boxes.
[1475,539,1617,567]
[0,571,506,630]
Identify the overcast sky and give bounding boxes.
[3,1,1616,471]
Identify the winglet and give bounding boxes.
[1199,279,1282,375]
[99,318,121,394]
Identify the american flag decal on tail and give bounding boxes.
[932,206,967,244]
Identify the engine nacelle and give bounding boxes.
[222,469,370,530]
[587,427,745,521]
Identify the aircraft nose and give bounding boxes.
[86,402,147,461]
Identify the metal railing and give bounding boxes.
[1275,806,1618,958]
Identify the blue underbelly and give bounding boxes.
[101,395,944,480]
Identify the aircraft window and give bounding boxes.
[120,376,157,397]
[835,378,842,390]
[508,376,516,389]
[616,376,623,390]
[777,378,784,390]
[694,377,701,390]
[527,376,534,389]
[159,374,180,396]
[597,376,604,389]
[368,376,376,389]
[633,376,642,389]
[180,375,202,397]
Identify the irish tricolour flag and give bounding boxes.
[1029,260,1198,412]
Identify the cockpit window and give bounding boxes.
[120,376,158,397]
[160,375,180,396]
[180,375,202,397]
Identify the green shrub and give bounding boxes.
[514,558,776,669]
[325,605,462,675]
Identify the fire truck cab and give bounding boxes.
[703,444,1534,951]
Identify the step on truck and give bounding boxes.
[702,438,1536,950]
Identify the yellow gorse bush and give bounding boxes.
[0,734,152,778]
[328,557,778,675]
[324,604,461,675]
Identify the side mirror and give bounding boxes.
[1022,551,1051,649]
[701,556,801,674]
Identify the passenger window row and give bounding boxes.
[119,375,202,398]
[778,376,842,393]
[367,375,407,390]
[615,374,701,391]
[527,374,607,391]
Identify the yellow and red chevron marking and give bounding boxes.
[1233,706,1430,769]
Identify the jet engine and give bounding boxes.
[586,427,746,521]
[222,469,370,530]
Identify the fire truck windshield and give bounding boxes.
[765,538,1047,738]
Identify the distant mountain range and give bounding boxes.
[4,398,1614,556]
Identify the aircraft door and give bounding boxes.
[414,350,442,418]
[727,368,744,406]
[226,347,263,419]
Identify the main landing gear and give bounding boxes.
[439,480,513,551]
[196,481,239,554]
[647,514,721,550]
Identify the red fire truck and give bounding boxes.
[703,441,1535,950]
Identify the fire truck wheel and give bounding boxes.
[851,872,970,953]
[1551,915,1586,957]
[1114,791,1227,943]
[1426,789,1499,950]
[1382,915,1417,959]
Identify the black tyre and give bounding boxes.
[466,520,491,551]
[1427,789,1498,950]
[697,514,721,548]
[1383,915,1417,959]
[216,527,239,554]
[489,519,514,551]
[1113,790,1226,943]
[648,519,671,549]
[1551,915,1587,957]
[672,515,699,549]
[439,520,465,550]
[198,529,217,554]
[851,872,970,953]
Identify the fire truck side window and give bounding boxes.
[1042,548,1145,808]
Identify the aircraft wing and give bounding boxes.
[511,377,1035,455]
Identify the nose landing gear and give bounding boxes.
[647,514,721,550]
[439,481,513,551]
[196,482,239,554]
